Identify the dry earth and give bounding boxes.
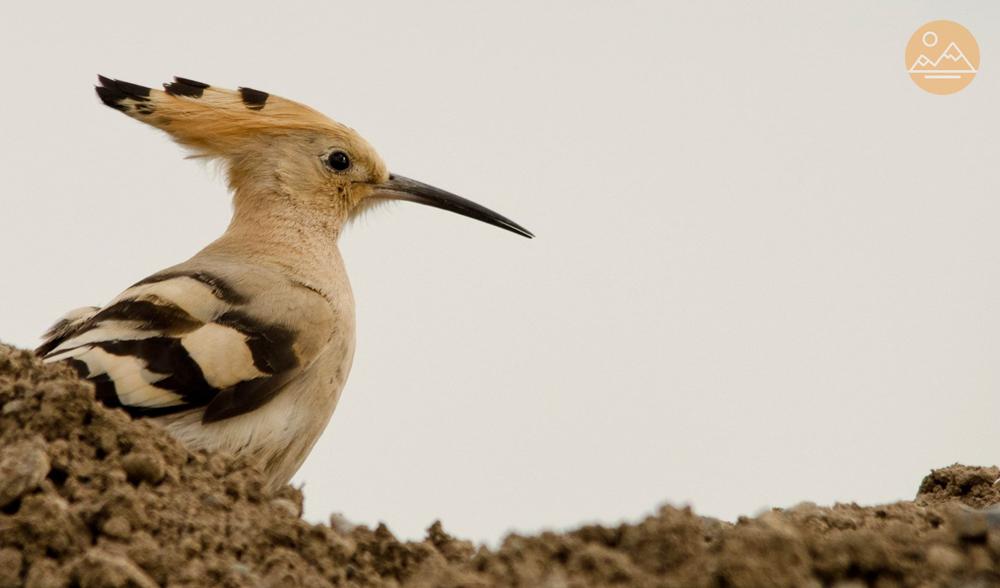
[0,343,999,587]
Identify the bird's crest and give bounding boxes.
[96,75,348,157]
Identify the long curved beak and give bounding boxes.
[372,174,534,238]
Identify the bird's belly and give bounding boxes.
[156,332,355,489]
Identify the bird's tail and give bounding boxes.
[36,306,99,357]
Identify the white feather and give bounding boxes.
[114,277,226,322]
[49,321,155,355]
[79,347,180,408]
[42,346,89,363]
[181,323,266,388]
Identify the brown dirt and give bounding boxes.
[1,343,999,587]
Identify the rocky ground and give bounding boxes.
[1,343,999,587]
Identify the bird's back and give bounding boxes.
[39,255,355,488]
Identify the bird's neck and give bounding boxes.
[201,187,348,287]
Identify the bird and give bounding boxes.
[37,75,532,490]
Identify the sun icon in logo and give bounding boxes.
[906,20,979,95]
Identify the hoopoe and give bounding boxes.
[37,76,531,490]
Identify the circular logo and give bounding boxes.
[905,20,979,95]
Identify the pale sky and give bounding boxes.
[2,1,998,545]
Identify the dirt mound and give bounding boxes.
[1,343,1000,587]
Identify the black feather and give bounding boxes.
[203,371,296,423]
[215,311,298,374]
[95,338,218,407]
[92,300,200,334]
[238,87,269,110]
[95,75,152,111]
[164,81,205,98]
[95,85,128,111]
[173,76,209,89]
[133,271,248,305]
[113,80,151,99]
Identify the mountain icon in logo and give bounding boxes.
[908,41,977,74]
[906,20,979,94]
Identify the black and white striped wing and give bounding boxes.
[38,272,302,423]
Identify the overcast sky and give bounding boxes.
[2,1,999,544]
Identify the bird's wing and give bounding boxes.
[38,269,323,423]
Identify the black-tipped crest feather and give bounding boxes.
[164,79,206,98]
[96,75,152,112]
[173,76,209,89]
[239,87,269,110]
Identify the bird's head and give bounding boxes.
[96,76,532,238]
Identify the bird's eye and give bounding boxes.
[326,151,351,172]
